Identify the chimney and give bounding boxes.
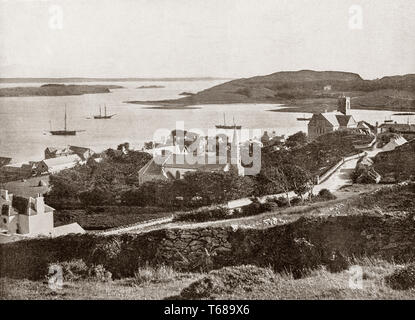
[35,194,45,214]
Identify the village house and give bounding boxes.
[44,145,94,161]
[1,161,38,180]
[0,189,84,238]
[36,154,83,175]
[382,135,408,152]
[378,123,415,134]
[307,96,358,140]
[139,128,244,183]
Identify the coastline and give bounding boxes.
[125,96,415,114]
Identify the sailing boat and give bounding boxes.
[94,105,115,119]
[49,105,78,135]
[297,113,312,121]
[215,113,241,129]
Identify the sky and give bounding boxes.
[0,0,414,79]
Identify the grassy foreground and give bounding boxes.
[2,259,414,300]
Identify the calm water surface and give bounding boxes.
[0,80,413,162]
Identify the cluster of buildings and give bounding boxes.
[0,189,84,239]
[308,96,415,140]
[0,145,95,180]
[139,126,246,184]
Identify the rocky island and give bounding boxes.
[0,83,124,97]
[126,70,415,113]
[136,85,165,89]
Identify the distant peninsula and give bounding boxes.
[0,77,230,83]
[0,83,124,97]
[125,70,415,113]
[137,85,165,89]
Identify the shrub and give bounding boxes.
[318,189,337,201]
[241,201,268,216]
[263,198,280,211]
[275,196,289,207]
[88,264,112,282]
[174,206,230,222]
[133,264,176,285]
[385,264,415,290]
[290,197,302,206]
[91,238,122,264]
[48,259,112,282]
[56,259,89,282]
[180,265,277,299]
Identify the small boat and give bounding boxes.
[297,114,312,121]
[215,114,241,129]
[384,120,394,123]
[49,105,83,135]
[393,112,415,116]
[94,105,115,119]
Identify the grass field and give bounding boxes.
[2,259,414,300]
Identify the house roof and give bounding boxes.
[357,121,370,129]
[320,112,340,127]
[52,223,85,237]
[42,154,82,168]
[139,158,165,176]
[385,136,408,148]
[163,153,229,171]
[379,123,415,131]
[336,115,353,127]
[310,112,357,128]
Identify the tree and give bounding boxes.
[263,166,292,206]
[117,142,130,152]
[143,141,154,150]
[285,131,307,148]
[283,165,314,201]
[263,164,314,205]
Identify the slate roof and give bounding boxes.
[42,154,82,168]
[163,153,229,171]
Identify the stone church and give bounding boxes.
[307,96,357,140]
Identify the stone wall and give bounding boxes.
[1,214,415,279]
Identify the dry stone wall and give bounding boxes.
[1,214,415,279]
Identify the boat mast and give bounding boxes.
[223,113,226,125]
[64,105,67,131]
[105,105,107,117]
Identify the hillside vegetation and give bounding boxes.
[1,183,415,299]
[374,139,415,182]
[0,83,123,97]
[127,70,415,112]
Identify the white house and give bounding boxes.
[382,136,408,152]
[0,189,84,238]
[36,154,83,175]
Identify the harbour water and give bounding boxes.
[0,79,413,162]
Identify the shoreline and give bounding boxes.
[125,98,415,114]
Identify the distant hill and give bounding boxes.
[0,84,124,97]
[126,70,415,112]
[0,77,229,83]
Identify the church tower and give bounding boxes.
[338,96,351,115]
